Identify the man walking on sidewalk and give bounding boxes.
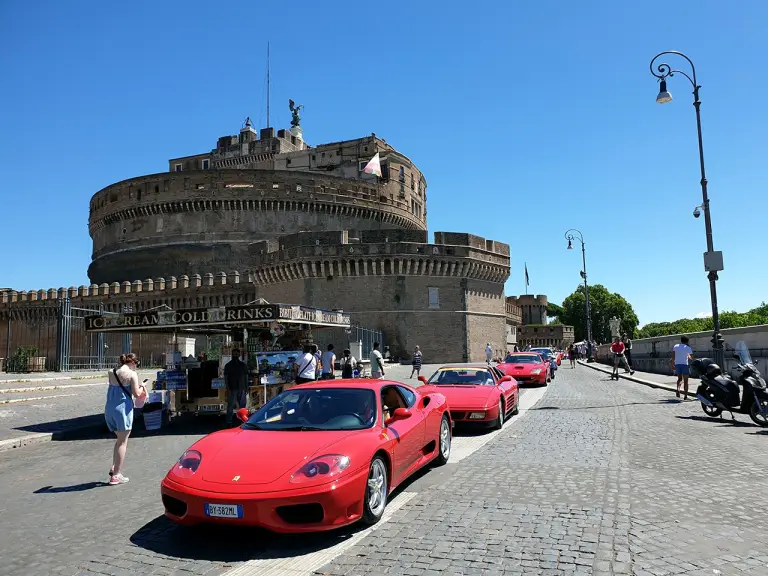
[672,335,693,400]
[621,334,633,372]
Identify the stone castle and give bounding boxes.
[2,117,517,365]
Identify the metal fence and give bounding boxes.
[297,325,386,360]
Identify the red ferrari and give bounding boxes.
[498,352,550,386]
[160,379,451,533]
[418,364,518,429]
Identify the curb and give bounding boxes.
[0,370,157,385]
[0,420,107,454]
[578,360,681,395]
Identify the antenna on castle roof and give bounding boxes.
[266,42,271,129]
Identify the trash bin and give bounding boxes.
[142,402,164,431]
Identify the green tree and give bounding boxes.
[637,302,768,338]
[546,302,564,319]
[559,284,639,343]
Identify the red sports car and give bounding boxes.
[160,380,452,533]
[498,352,550,386]
[418,364,518,429]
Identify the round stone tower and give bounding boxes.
[88,128,427,284]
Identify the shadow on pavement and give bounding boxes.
[675,415,758,428]
[34,481,107,493]
[130,458,433,563]
[47,414,230,442]
[531,400,674,412]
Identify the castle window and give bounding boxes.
[174,163,182,172]
[399,166,405,182]
[272,183,279,189]
[202,159,210,170]
[428,287,440,309]
[155,185,159,193]
[410,174,414,189]
[380,161,389,181]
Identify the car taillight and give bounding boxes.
[172,450,202,478]
[290,455,351,484]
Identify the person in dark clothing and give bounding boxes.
[224,348,249,425]
[621,334,633,372]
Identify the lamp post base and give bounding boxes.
[711,330,725,368]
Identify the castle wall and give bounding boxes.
[88,169,427,284]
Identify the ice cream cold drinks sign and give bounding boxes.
[84,304,350,332]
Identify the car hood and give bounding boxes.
[199,428,362,485]
[501,364,544,375]
[424,385,496,407]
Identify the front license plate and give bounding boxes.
[198,404,223,413]
[205,503,243,518]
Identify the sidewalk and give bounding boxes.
[578,360,691,396]
[0,368,158,384]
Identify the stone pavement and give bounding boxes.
[314,363,768,576]
[1,364,766,575]
[580,361,682,395]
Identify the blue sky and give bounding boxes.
[1,0,765,326]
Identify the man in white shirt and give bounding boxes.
[295,345,317,384]
[672,335,694,400]
[321,344,337,380]
[369,342,385,379]
[485,343,493,365]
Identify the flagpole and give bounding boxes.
[525,263,528,295]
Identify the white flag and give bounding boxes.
[362,153,382,177]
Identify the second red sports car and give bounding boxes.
[161,379,451,533]
[419,364,519,429]
[498,352,550,386]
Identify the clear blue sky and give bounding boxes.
[1,0,765,326]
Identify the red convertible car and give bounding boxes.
[160,380,451,533]
[418,364,518,429]
[498,352,550,386]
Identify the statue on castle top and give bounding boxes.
[288,99,303,128]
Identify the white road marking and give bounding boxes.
[0,382,104,394]
[223,491,418,576]
[448,386,548,463]
[0,393,77,405]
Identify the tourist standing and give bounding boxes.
[485,343,493,365]
[568,344,577,368]
[409,345,423,378]
[672,335,693,400]
[296,345,318,384]
[340,349,357,379]
[370,342,385,379]
[105,353,146,486]
[622,334,633,371]
[321,344,336,380]
[224,349,249,426]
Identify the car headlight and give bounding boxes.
[290,455,351,484]
[172,449,202,479]
[530,369,542,375]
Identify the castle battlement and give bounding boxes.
[1,229,511,309]
[507,294,548,307]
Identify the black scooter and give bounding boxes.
[695,351,768,427]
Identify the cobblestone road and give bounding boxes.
[0,365,766,575]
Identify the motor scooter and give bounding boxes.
[695,340,768,427]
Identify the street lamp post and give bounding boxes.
[650,51,725,368]
[565,229,594,362]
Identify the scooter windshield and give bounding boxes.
[734,340,753,365]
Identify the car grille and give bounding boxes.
[276,503,325,524]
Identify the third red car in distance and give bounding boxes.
[418,364,519,429]
[497,352,550,386]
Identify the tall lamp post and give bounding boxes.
[565,229,594,362]
[650,51,725,368]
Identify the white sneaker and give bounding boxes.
[109,473,129,485]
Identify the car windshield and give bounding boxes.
[427,368,495,386]
[504,355,541,364]
[243,387,376,431]
[531,349,552,358]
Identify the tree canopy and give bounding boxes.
[559,284,639,343]
[546,302,564,320]
[637,302,768,338]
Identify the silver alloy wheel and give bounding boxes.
[498,399,504,426]
[439,417,451,460]
[367,459,387,517]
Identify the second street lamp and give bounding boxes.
[649,50,725,369]
[565,229,594,362]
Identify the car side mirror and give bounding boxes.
[499,375,512,383]
[384,407,411,426]
[418,376,428,385]
[236,408,250,423]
